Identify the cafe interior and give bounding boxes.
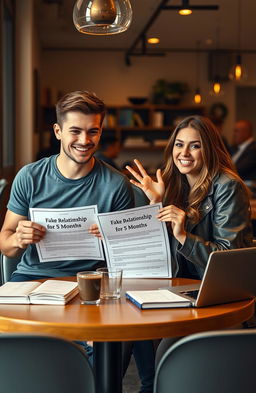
[0,1,256,393]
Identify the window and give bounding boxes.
[0,0,15,177]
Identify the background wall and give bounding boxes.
[38,49,256,170]
[40,50,256,137]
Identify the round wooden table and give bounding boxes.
[0,277,254,393]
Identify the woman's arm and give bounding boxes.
[177,178,252,270]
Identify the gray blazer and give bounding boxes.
[170,173,253,279]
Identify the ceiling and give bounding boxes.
[35,0,256,57]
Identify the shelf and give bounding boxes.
[41,104,205,155]
[122,146,166,151]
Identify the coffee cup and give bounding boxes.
[77,271,102,305]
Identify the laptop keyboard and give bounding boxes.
[180,290,199,300]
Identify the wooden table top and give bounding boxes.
[0,277,253,341]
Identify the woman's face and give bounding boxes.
[172,127,203,186]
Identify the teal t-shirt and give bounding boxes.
[7,156,134,277]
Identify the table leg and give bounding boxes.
[93,341,122,393]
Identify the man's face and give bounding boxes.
[54,111,102,166]
[233,121,251,145]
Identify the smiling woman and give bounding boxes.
[127,116,252,392]
[124,114,253,393]
[172,127,203,186]
[126,115,253,277]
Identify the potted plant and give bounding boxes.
[152,79,188,105]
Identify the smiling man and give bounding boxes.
[0,90,134,280]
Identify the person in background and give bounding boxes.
[95,135,121,170]
[231,120,256,185]
[210,117,232,154]
[126,115,253,364]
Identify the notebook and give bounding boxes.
[126,247,256,309]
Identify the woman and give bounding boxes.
[126,115,253,366]
[127,115,252,278]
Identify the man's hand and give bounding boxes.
[15,220,46,249]
[89,224,102,239]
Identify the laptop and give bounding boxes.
[168,247,256,307]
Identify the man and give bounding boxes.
[231,120,256,183]
[95,135,121,170]
[0,90,134,280]
[0,90,154,393]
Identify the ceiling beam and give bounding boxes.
[125,0,219,65]
[125,0,170,65]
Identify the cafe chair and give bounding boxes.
[154,329,256,393]
[0,178,7,201]
[0,334,95,393]
[0,253,21,284]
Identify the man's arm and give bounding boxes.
[0,210,46,258]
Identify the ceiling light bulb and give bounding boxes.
[147,37,160,44]
[73,0,132,35]
[178,8,192,15]
[213,82,221,95]
[210,77,224,96]
[229,55,247,81]
[194,89,202,104]
[90,0,117,24]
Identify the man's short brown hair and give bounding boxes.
[56,90,106,127]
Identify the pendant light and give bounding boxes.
[210,75,224,96]
[229,0,247,81]
[179,0,192,15]
[193,41,202,104]
[73,0,132,35]
[210,22,224,96]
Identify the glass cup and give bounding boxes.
[77,271,102,305]
[96,267,123,300]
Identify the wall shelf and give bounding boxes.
[104,104,205,152]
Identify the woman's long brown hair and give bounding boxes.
[162,116,249,223]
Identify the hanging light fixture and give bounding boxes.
[163,0,218,15]
[73,0,132,35]
[178,0,192,15]
[193,41,202,104]
[209,21,224,96]
[210,75,223,96]
[229,54,247,80]
[229,0,247,81]
[147,37,160,44]
[194,88,202,104]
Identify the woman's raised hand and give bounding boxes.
[126,159,165,203]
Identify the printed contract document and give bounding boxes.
[97,203,172,278]
[30,206,104,262]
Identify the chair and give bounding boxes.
[0,253,21,284]
[0,179,8,200]
[0,334,95,393]
[154,329,256,393]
